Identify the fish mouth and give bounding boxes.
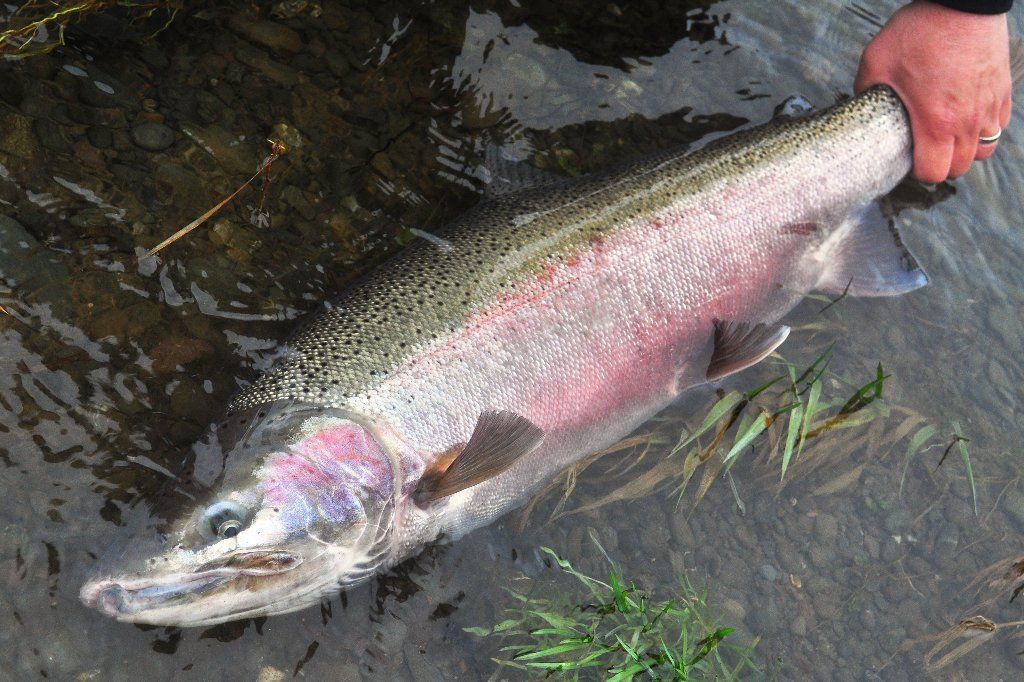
[80,551,302,623]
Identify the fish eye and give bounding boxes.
[199,500,248,541]
[218,519,242,538]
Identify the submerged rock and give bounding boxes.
[228,15,304,54]
[0,215,68,286]
[131,122,176,151]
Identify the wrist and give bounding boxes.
[919,0,1012,15]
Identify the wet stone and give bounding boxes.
[0,215,69,286]
[884,509,912,534]
[150,336,213,375]
[228,14,304,54]
[86,126,113,150]
[1002,488,1024,529]
[131,122,175,151]
[721,597,747,623]
[180,123,257,174]
[68,209,112,230]
[747,596,784,635]
[933,523,959,561]
[639,522,670,556]
[814,513,839,544]
[280,184,315,219]
[33,118,72,154]
[256,666,285,682]
[0,69,24,107]
[987,307,1020,348]
[234,43,302,87]
[808,544,831,569]
[0,110,40,158]
[668,512,695,545]
[880,537,902,562]
[987,359,1015,391]
[323,49,351,77]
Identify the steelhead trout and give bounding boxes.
[82,85,932,626]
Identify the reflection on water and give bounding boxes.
[1,0,1023,678]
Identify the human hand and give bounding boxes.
[854,1,1012,183]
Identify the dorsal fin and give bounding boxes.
[482,145,566,198]
[707,320,790,381]
[773,94,814,121]
[413,410,544,505]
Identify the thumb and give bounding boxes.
[854,56,880,94]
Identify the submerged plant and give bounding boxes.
[522,339,982,526]
[0,1,181,56]
[466,546,756,680]
[141,138,288,258]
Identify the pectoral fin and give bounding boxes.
[815,202,928,297]
[413,410,544,505]
[707,320,790,381]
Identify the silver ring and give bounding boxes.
[979,129,1002,145]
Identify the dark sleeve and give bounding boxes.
[926,0,1013,13]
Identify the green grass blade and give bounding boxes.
[898,424,936,495]
[724,412,768,463]
[953,421,978,516]
[606,662,648,682]
[726,470,746,515]
[781,403,803,481]
[514,641,592,661]
[678,391,744,449]
[689,627,734,666]
[797,378,822,457]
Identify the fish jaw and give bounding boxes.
[78,539,394,626]
[81,413,409,626]
[79,549,304,625]
[79,504,391,626]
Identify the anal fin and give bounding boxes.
[413,410,544,505]
[707,320,790,381]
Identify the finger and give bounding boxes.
[949,133,978,178]
[976,137,998,161]
[911,131,954,184]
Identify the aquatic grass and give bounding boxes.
[898,423,937,496]
[528,342,936,529]
[466,545,756,680]
[521,341,982,527]
[920,554,1024,673]
[934,422,978,517]
[671,348,890,500]
[0,1,180,56]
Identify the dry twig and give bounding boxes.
[141,139,287,259]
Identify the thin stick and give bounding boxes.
[140,139,287,260]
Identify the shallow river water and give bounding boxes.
[2,0,1024,679]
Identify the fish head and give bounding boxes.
[80,408,405,626]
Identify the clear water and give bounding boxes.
[2,0,1024,679]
